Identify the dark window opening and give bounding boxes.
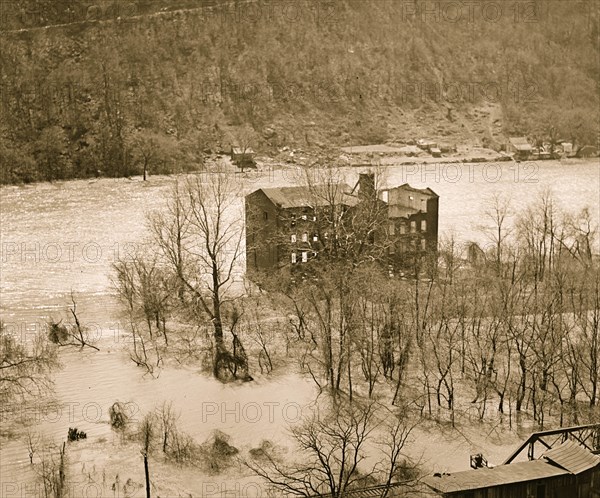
[536,484,546,498]
[263,212,268,220]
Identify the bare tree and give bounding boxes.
[128,129,177,181]
[47,293,100,351]
[482,194,513,274]
[155,401,179,454]
[0,321,59,402]
[35,441,67,498]
[26,429,40,464]
[113,248,175,375]
[150,172,248,381]
[246,402,416,497]
[139,413,155,498]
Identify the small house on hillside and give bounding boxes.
[423,440,600,498]
[507,137,533,160]
[230,146,256,168]
[417,139,438,151]
[577,145,599,158]
[561,142,574,157]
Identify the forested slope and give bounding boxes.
[1,0,598,183]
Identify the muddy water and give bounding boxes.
[0,159,598,490]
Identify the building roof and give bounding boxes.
[386,183,439,199]
[542,440,600,474]
[232,147,255,155]
[258,184,358,209]
[422,460,569,494]
[313,483,406,498]
[509,137,532,151]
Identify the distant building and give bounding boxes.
[245,174,439,276]
[375,179,439,265]
[230,146,256,168]
[561,142,574,157]
[417,139,437,151]
[577,145,599,158]
[507,137,533,160]
[245,183,358,272]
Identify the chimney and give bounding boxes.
[358,173,375,199]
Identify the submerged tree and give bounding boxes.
[246,401,417,497]
[47,293,100,351]
[0,321,59,403]
[149,171,249,381]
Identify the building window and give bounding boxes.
[389,223,395,236]
[410,221,417,233]
[389,244,396,255]
[302,233,308,242]
[400,223,406,235]
[421,238,427,250]
[291,234,297,243]
[291,214,296,227]
[313,234,318,242]
[263,211,268,220]
[381,190,389,202]
[421,220,427,232]
[302,251,308,262]
[313,216,317,221]
[291,252,297,264]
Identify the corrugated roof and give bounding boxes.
[542,440,600,474]
[422,460,569,493]
[509,137,532,151]
[260,184,358,209]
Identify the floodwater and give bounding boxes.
[0,158,598,492]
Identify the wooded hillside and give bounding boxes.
[1,0,598,183]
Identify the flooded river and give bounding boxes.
[0,158,598,493]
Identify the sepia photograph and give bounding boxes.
[0,0,599,496]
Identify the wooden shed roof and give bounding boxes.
[422,460,569,493]
[542,440,600,474]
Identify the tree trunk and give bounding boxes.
[144,454,151,498]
